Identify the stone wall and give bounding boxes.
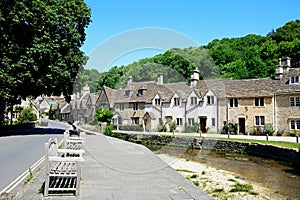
[117,133,300,165]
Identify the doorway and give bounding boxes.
[199,116,207,133]
[238,118,246,134]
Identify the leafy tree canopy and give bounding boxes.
[94,108,113,126]
[94,20,300,90]
[0,0,91,124]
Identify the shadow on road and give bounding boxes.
[0,128,65,137]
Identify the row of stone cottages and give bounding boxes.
[14,57,300,134]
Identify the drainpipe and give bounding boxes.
[274,93,277,133]
[217,97,219,133]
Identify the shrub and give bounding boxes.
[169,121,177,132]
[286,130,299,137]
[16,107,37,124]
[185,123,200,133]
[104,125,113,136]
[263,124,275,136]
[119,125,143,132]
[158,119,167,132]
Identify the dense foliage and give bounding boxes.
[16,107,37,124]
[74,68,100,93]
[96,20,300,90]
[0,0,91,125]
[94,108,113,126]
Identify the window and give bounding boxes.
[174,97,180,106]
[229,98,238,107]
[131,117,139,125]
[255,116,265,126]
[137,89,143,96]
[290,76,300,84]
[207,96,214,105]
[176,118,182,126]
[255,97,264,107]
[212,118,215,126]
[190,97,197,106]
[125,90,130,97]
[120,104,124,111]
[154,98,161,106]
[133,103,138,111]
[290,96,300,107]
[188,118,195,126]
[101,104,107,109]
[290,120,300,130]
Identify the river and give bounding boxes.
[148,145,300,199]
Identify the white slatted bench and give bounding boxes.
[44,138,84,197]
[64,129,84,150]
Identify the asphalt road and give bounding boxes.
[0,120,69,192]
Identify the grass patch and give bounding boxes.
[213,188,225,193]
[24,168,33,185]
[213,138,300,149]
[229,182,258,195]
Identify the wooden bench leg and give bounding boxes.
[44,174,49,197]
[76,163,81,196]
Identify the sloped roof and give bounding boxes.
[196,78,280,98]
[61,103,70,114]
[276,67,300,93]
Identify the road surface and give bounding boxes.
[0,120,69,193]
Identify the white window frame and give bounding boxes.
[290,96,300,107]
[131,117,139,125]
[154,98,161,106]
[207,96,214,105]
[211,118,215,127]
[254,116,265,126]
[176,118,182,126]
[290,120,300,130]
[190,97,197,106]
[254,97,264,107]
[174,97,180,106]
[188,118,195,126]
[229,98,238,107]
[133,103,138,111]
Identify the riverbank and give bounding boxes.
[158,154,288,200]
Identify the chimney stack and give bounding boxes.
[275,57,291,80]
[157,73,163,84]
[191,68,200,87]
[127,76,133,86]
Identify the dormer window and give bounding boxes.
[207,96,215,105]
[125,90,130,97]
[190,97,197,106]
[137,89,143,96]
[154,98,161,106]
[174,97,180,106]
[290,76,300,84]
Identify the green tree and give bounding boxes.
[0,0,91,125]
[74,68,100,93]
[94,108,113,126]
[16,107,37,124]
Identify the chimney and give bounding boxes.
[127,76,132,86]
[275,57,291,80]
[191,68,200,87]
[157,73,163,84]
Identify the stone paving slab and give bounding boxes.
[15,133,213,200]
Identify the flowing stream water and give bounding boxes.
[148,145,300,199]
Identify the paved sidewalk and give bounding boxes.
[16,132,213,200]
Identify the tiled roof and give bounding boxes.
[61,103,70,114]
[196,78,280,98]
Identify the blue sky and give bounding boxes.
[81,0,300,70]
